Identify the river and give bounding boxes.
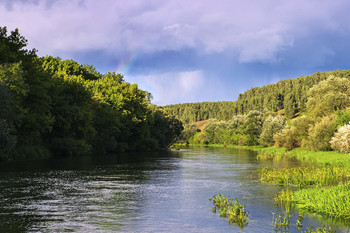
[0,146,348,232]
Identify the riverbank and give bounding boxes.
[174,143,350,166]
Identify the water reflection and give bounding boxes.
[0,147,349,232]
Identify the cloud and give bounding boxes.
[236,25,293,63]
[126,70,204,105]
[2,0,350,64]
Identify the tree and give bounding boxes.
[306,115,335,151]
[284,93,298,118]
[0,83,16,160]
[242,110,263,145]
[307,76,350,117]
[260,115,286,146]
[274,115,314,150]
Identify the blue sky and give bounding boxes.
[1,0,350,105]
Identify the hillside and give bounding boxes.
[163,70,350,123]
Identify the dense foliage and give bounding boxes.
[0,27,182,161]
[164,70,350,124]
[176,73,350,153]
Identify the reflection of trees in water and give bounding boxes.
[0,150,180,232]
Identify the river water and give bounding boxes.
[0,147,348,232]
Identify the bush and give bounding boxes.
[330,124,350,153]
[260,115,286,146]
[334,108,350,130]
[194,132,209,145]
[306,115,335,151]
[274,115,314,150]
[50,138,92,157]
[179,123,200,143]
[274,126,299,150]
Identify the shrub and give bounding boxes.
[334,108,350,130]
[306,115,335,151]
[274,115,314,150]
[179,123,200,143]
[260,115,286,146]
[330,124,350,153]
[274,126,299,150]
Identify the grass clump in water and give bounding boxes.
[304,226,336,233]
[274,188,294,209]
[272,211,291,232]
[210,194,249,228]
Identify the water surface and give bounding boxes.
[0,147,348,232]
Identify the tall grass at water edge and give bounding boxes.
[258,166,350,187]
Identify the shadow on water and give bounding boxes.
[0,150,181,232]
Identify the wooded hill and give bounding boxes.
[0,27,183,161]
[163,70,350,123]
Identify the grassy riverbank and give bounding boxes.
[175,143,350,222]
[174,143,350,166]
[253,146,350,221]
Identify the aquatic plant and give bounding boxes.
[258,166,350,187]
[304,226,336,233]
[210,194,249,228]
[293,181,350,219]
[274,189,294,210]
[296,213,304,231]
[272,211,291,232]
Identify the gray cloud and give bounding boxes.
[2,0,350,104]
[1,0,349,63]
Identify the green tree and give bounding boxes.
[242,110,263,145]
[306,115,335,151]
[260,115,286,146]
[307,76,350,117]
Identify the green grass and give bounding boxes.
[257,147,350,167]
[174,143,350,167]
[274,188,294,209]
[255,146,350,221]
[294,181,350,219]
[258,166,350,187]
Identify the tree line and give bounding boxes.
[163,69,350,123]
[178,75,350,153]
[0,27,183,161]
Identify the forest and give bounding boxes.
[0,27,183,161]
[174,71,350,153]
[164,69,350,123]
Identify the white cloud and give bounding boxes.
[126,70,204,105]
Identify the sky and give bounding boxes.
[1,0,350,105]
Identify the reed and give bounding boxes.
[303,226,336,233]
[274,188,294,209]
[271,211,291,232]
